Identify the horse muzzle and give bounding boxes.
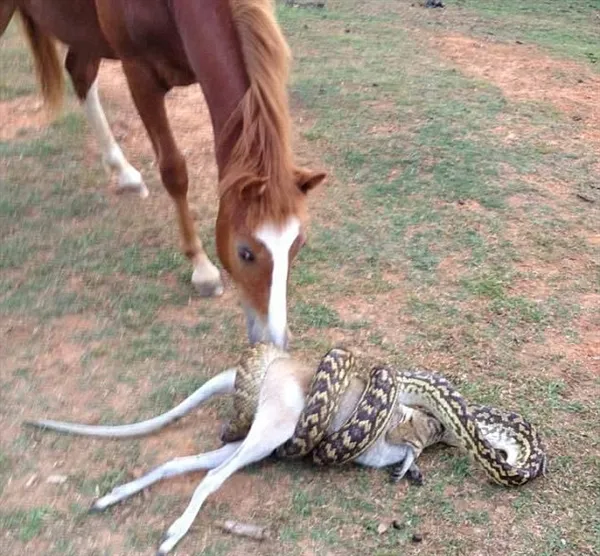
[244,306,289,349]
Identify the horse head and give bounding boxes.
[216,166,325,348]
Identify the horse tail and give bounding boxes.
[18,9,64,114]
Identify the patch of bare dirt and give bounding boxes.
[521,172,575,203]
[218,469,292,517]
[432,34,600,142]
[456,199,486,213]
[0,95,51,140]
[436,253,469,281]
[333,288,409,343]
[522,314,600,369]
[513,256,595,285]
[506,193,535,209]
[368,122,403,136]
[509,277,555,302]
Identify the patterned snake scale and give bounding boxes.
[226,344,547,487]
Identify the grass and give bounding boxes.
[454,0,600,65]
[1,1,600,555]
[0,507,58,542]
[74,469,129,498]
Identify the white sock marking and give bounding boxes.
[255,217,300,347]
[84,79,145,193]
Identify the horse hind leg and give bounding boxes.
[65,50,148,197]
[121,61,223,296]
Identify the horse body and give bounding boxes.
[1,0,326,347]
[32,1,113,54]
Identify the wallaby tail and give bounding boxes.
[23,368,238,438]
[18,9,64,114]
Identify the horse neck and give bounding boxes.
[171,0,294,182]
[170,0,250,170]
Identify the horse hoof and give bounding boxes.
[192,268,224,297]
[192,279,224,297]
[115,180,149,199]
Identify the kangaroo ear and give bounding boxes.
[294,167,327,195]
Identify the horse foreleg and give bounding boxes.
[122,61,223,296]
[90,442,242,511]
[65,50,147,197]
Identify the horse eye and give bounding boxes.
[238,246,255,262]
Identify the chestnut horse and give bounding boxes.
[0,0,326,348]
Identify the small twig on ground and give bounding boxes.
[576,192,596,203]
[216,520,271,541]
[285,0,326,8]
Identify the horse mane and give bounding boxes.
[219,0,302,229]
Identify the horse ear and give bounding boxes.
[239,176,268,201]
[294,167,327,195]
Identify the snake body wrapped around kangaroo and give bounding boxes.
[29,343,547,486]
[26,344,547,554]
[221,344,547,486]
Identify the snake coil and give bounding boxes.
[227,345,547,486]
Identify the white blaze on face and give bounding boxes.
[255,217,300,347]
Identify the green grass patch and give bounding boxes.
[455,0,600,66]
[293,300,342,329]
[0,507,58,542]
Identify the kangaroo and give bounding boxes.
[26,354,442,555]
